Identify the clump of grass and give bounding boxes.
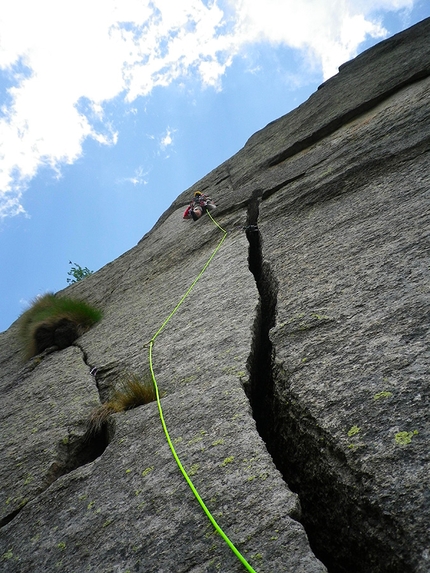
[109,373,157,411]
[18,293,103,359]
[88,373,156,435]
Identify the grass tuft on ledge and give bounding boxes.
[18,293,103,359]
[88,373,156,435]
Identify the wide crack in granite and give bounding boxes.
[243,194,413,573]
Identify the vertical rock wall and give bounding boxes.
[1,17,429,573]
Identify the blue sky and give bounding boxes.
[1,0,429,332]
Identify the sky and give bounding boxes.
[1,1,429,332]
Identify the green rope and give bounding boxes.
[148,211,227,344]
[147,210,258,573]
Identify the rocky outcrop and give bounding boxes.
[1,18,429,573]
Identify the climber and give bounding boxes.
[183,191,216,221]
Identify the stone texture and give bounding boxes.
[1,17,429,573]
[251,75,430,573]
[0,346,102,525]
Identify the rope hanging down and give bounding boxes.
[147,211,258,573]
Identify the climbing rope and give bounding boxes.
[147,210,258,573]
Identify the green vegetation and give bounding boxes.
[347,425,364,449]
[347,425,361,437]
[17,293,103,359]
[88,373,156,434]
[2,549,14,560]
[67,261,93,284]
[373,391,393,400]
[188,463,200,476]
[395,430,418,445]
[106,373,156,411]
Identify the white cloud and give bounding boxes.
[232,0,394,78]
[0,0,415,218]
[160,127,175,150]
[119,166,149,187]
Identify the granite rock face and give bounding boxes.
[1,18,429,573]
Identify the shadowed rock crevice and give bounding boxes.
[243,196,414,573]
[34,318,81,355]
[0,423,113,530]
[44,423,114,487]
[244,192,278,444]
[73,341,105,402]
[264,367,415,573]
[73,343,123,405]
[83,361,131,404]
[0,506,27,529]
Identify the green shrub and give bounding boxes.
[67,261,93,284]
[18,293,103,359]
[88,373,156,435]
